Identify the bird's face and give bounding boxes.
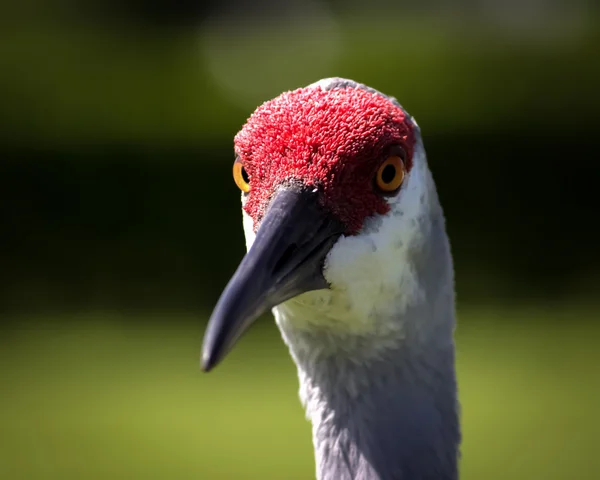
[202,79,434,370]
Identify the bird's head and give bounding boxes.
[202,78,444,370]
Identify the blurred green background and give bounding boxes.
[1,0,599,479]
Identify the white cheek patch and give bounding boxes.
[241,206,256,251]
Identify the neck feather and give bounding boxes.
[274,315,460,480]
[273,202,460,480]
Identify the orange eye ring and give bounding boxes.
[375,155,405,194]
[233,158,250,193]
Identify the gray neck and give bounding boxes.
[274,208,460,480]
[278,327,459,480]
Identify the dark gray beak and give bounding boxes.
[201,186,344,371]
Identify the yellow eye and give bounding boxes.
[233,158,250,193]
[375,155,405,193]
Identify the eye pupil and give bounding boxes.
[381,164,396,184]
[241,167,249,184]
[374,153,405,195]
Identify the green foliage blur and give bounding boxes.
[2,308,599,479]
[1,1,599,478]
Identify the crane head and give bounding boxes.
[202,78,436,371]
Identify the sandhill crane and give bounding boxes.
[202,78,460,480]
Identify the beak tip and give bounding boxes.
[200,348,217,372]
[201,330,223,372]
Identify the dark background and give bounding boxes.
[1,0,599,478]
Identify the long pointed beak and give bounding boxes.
[201,186,344,371]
